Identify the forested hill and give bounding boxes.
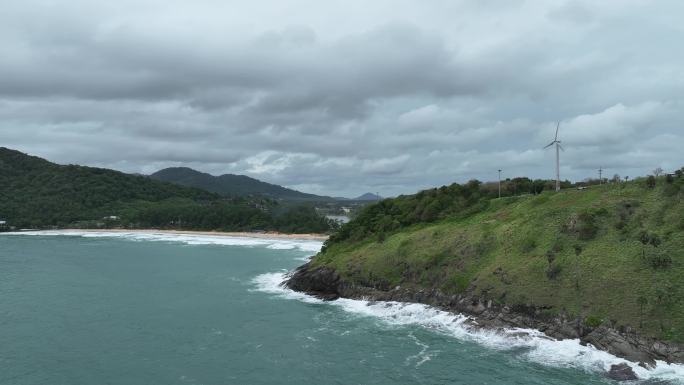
[310,171,684,348]
[0,148,335,233]
[150,167,335,201]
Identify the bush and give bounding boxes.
[577,212,599,240]
[615,201,637,230]
[585,315,604,328]
[646,175,657,188]
[546,263,562,279]
[551,238,565,253]
[546,250,556,264]
[573,244,583,256]
[377,231,386,243]
[647,253,672,269]
[520,236,537,253]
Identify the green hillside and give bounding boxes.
[312,173,684,344]
[150,167,335,201]
[0,148,334,233]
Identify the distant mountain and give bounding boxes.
[0,148,334,233]
[149,167,336,201]
[353,193,382,201]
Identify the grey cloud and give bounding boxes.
[1,0,683,197]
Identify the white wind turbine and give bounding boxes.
[544,122,564,192]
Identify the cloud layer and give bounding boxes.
[1,0,683,196]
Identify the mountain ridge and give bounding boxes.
[150,167,337,201]
[353,192,382,201]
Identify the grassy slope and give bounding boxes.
[314,181,684,343]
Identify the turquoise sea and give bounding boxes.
[1,231,682,385]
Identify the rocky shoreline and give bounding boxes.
[285,262,684,380]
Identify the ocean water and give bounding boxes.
[1,232,682,385]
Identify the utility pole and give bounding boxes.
[598,167,603,185]
[498,169,502,198]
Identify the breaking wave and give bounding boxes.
[253,271,684,384]
[2,230,323,252]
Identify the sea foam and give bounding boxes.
[1,230,323,252]
[253,270,684,383]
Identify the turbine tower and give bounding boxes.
[544,122,564,192]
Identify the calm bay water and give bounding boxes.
[1,232,682,385]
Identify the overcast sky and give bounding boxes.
[1,0,683,197]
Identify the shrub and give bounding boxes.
[649,234,662,248]
[573,244,583,256]
[520,236,537,253]
[585,315,604,328]
[615,201,637,230]
[546,250,556,264]
[647,252,672,269]
[577,212,599,240]
[646,175,657,188]
[442,274,471,293]
[551,238,564,253]
[546,263,562,279]
[377,231,386,243]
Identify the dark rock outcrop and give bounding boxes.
[285,262,341,300]
[581,327,655,366]
[607,363,638,381]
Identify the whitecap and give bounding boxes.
[251,271,323,304]
[252,271,684,384]
[1,230,323,253]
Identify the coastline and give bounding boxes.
[10,228,329,241]
[284,262,684,378]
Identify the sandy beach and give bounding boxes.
[32,229,330,241]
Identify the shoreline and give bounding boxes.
[9,228,329,241]
[285,262,684,379]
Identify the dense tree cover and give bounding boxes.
[108,199,334,233]
[327,180,489,245]
[481,177,573,196]
[150,167,335,201]
[325,174,640,248]
[0,148,335,233]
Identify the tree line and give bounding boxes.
[0,147,336,233]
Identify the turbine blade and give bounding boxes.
[544,142,555,149]
[558,143,565,152]
[555,121,560,141]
